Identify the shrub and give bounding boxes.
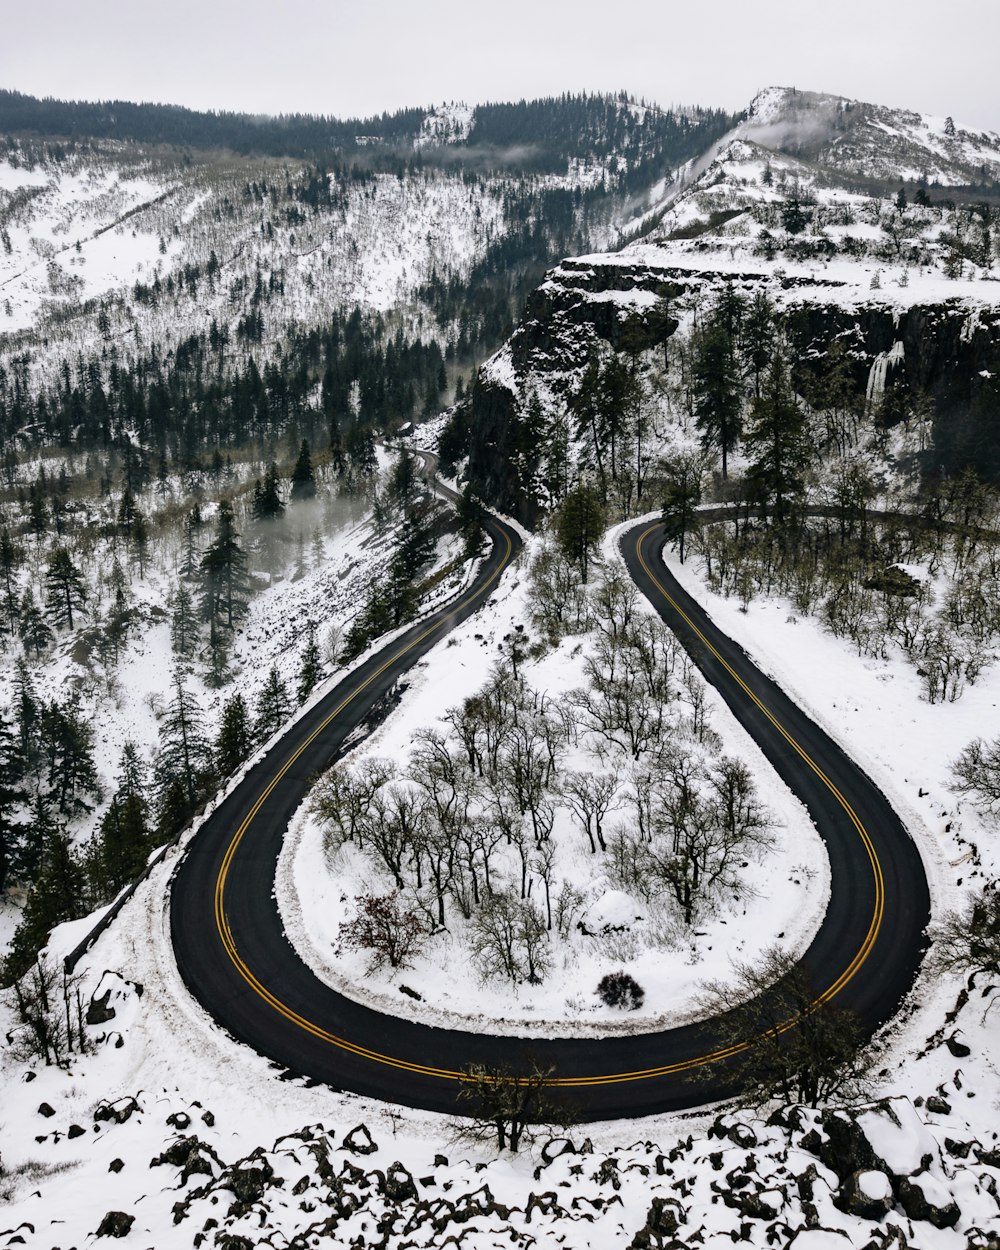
[339,892,426,971]
[597,970,645,1011]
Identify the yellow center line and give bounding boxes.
[207,521,884,1090]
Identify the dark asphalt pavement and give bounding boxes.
[169,511,930,1120]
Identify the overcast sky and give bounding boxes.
[5,0,999,132]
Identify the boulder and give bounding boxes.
[95,1211,134,1238]
[897,1174,961,1229]
[341,1123,378,1155]
[225,1154,274,1205]
[86,989,116,1026]
[95,1097,140,1125]
[835,1169,894,1221]
[628,1195,686,1248]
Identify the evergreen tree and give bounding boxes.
[157,670,211,813]
[131,512,150,577]
[44,546,87,631]
[215,692,253,776]
[170,584,199,660]
[19,587,54,657]
[289,439,317,500]
[740,291,775,399]
[117,485,140,537]
[0,705,22,893]
[41,697,99,817]
[12,660,43,781]
[179,506,203,582]
[555,481,606,584]
[92,744,151,895]
[297,624,322,703]
[0,528,22,631]
[744,354,811,526]
[389,448,417,509]
[692,315,743,480]
[254,667,292,741]
[661,450,706,564]
[569,356,608,498]
[200,499,249,629]
[252,462,285,521]
[5,824,86,980]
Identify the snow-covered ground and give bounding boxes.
[1,514,998,1249]
[276,524,831,1038]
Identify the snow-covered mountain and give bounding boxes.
[462,86,1000,517]
[0,91,732,397]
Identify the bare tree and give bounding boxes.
[470,890,550,984]
[695,947,871,1108]
[560,769,621,853]
[952,736,1000,812]
[929,886,1000,990]
[456,1058,572,1153]
[4,957,88,1067]
[312,758,396,852]
[339,892,426,971]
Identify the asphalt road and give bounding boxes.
[170,509,930,1121]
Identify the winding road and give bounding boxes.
[170,482,930,1120]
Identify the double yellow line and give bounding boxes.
[208,522,884,1090]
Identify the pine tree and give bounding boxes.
[0,705,22,893]
[157,670,211,812]
[19,587,54,657]
[170,585,199,660]
[5,824,86,980]
[216,692,253,776]
[555,481,606,584]
[252,463,285,521]
[297,624,322,704]
[0,528,22,632]
[692,315,743,480]
[289,439,317,501]
[200,499,249,629]
[744,354,811,526]
[254,667,292,741]
[117,486,140,537]
[740,291,775,399]
[179,507,203,582]
[12,660,42,781]
[44,546,87,631]
[91,743,151,896]
[41,697,98,817]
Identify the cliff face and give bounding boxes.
[460,83,1000,522]
[464,249,1000,523]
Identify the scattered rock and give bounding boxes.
[95,1097,140,1125]
[108,1158,124,1173]
[628,1195,686,1247]
[379,1162,417,1203]
[150,1134,223,1186]
[166,1111,191,1130]
[925,1096,952,1116]
[897,1174,961,1229]
[539,1138,578,1166]
[95,1210,134,1238]
[37,1103,55,1118]
[226,1152,275,1205]
[835,1169,894,1221]
[341,1124,378,1156]
[86,989,117,1026]
[399,984,422,1000]
[67,1124,85,1140]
